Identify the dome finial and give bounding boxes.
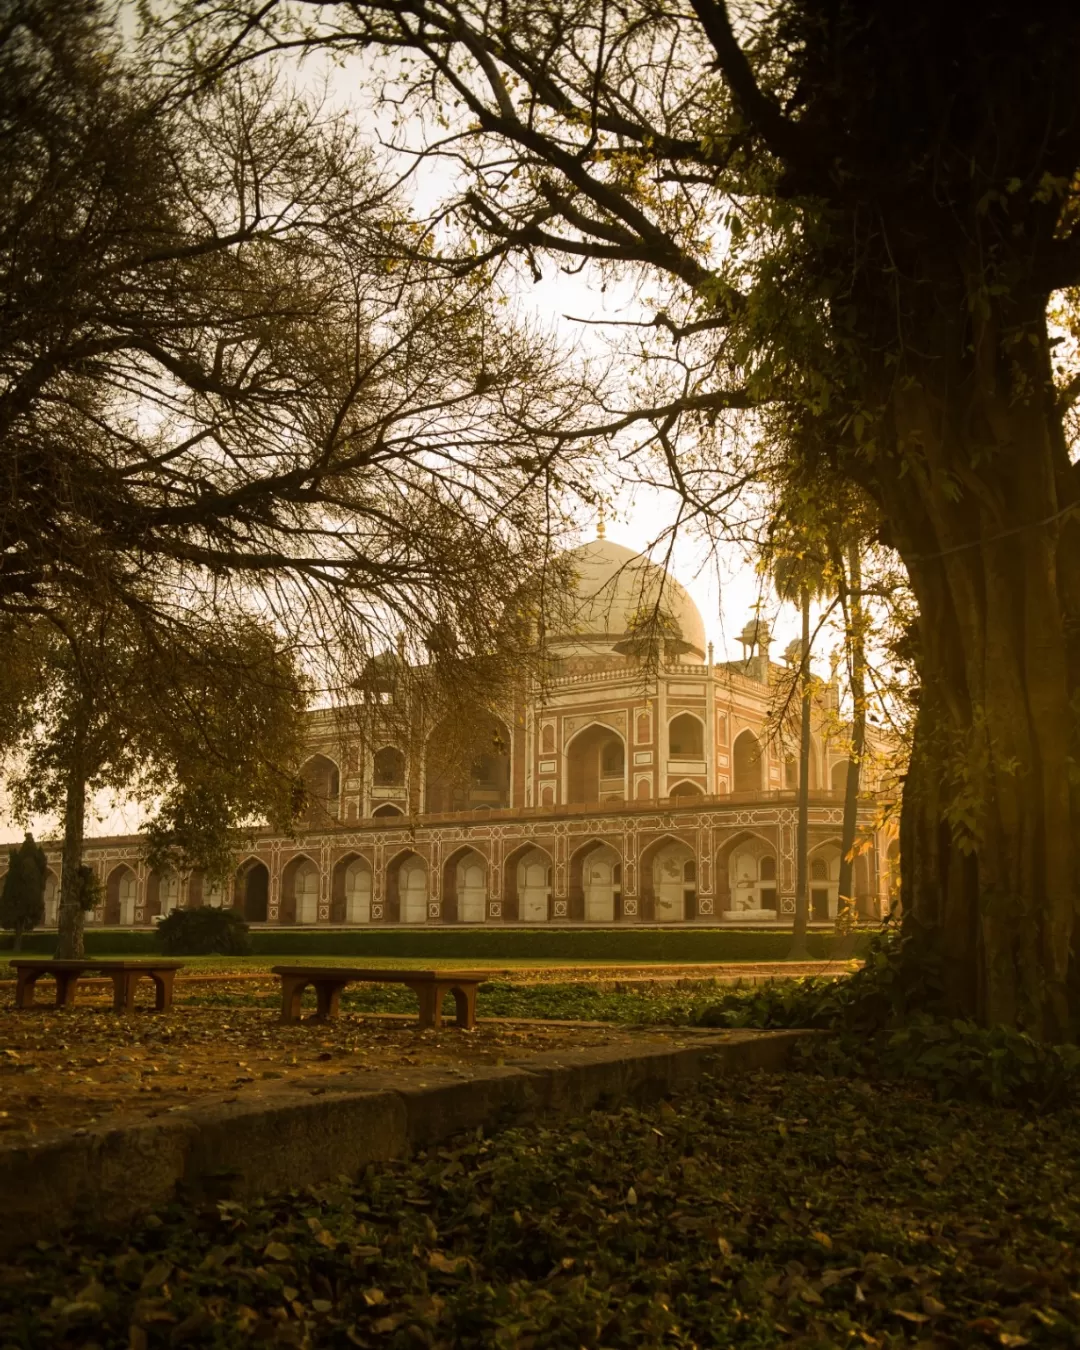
[596,507,606,540]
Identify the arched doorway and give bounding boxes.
[104,865,137,925]
[732,730,763,791]
[668,713,704,758]
[300,754,341,827]
[372,803,404,819]
[723,835,778,919]
[442,848,488,923]
[332,854,372,923]
[281,856,319,924]
[669,779,704,801]
[566,725,626,804]
[809,844,842,920]
[570,841,621,922]
[146,869,182,920]
[648,839,696,922]
[386,852,428,924]
[237,860,269,922]
[503,844,552,923]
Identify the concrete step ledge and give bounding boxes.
[0,1028,815,1257]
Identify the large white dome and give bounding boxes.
[552,538,707,662]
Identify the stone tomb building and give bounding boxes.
[24,538,896,929]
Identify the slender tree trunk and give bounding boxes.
[789,589,813,959]
[837,546,866,926]
[12,924,23,953]
[55,743,88,960]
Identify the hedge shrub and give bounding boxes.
[155,906,252,956]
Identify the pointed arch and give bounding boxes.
[565,722,627,805]
[373,802,404,818]
[235,856,269,923]
[568,837,623,922]
[638,832,697,922]
[281,852,320,925]
[331,851,373,923]
[715,829,779,920]
[385,848,428,924]
[668,711,705,758]
[732,730,763,792]
[503,841,553,923]
[425,713,512,813]
[668,779,704,800]
[442,845,489,923]
[104,864,138,925]
[300,753,341,826]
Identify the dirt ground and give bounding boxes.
[0,998,686,1150]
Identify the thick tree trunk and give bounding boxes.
[837,546,866,925]
[879,307,1080,1038]
[55,752,88,961]
[788,590,813,959]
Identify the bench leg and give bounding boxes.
[279,976,308,1024]
[55,972,81,1008]
[111,971,138,1013]
[14,970,41,1009]
[152,971,175,1012]
[313,981,343,1022]
[450,984,478,1031]
[413,983,443,1030]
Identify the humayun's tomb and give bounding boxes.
[24,535,897,929]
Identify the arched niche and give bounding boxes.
[831,759,854,794]
[569,839,622,922]
[146,868,182,921]
[715,830,779,920]
[281,854,319,925]
[331,853,372,923]
[104,865,138,925]
[373,746,406,787]
[669,779,704,801]
[386,851,427,924]
[503,843,552,923]
[300,754,341,827]
[425,714,511,814]
[809,841,843,920]
[372,802,404,819]
[639,835,696,922]
[236,858,269,922]
[442,847,488,923]
[566,724,626,805]
[732,730,763,792]
[668,712,705,758]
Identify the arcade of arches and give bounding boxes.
[63,816,883,928]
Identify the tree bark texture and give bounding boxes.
[876,299,1080,1038]
[56,751,88,961]
[789,591,813,959]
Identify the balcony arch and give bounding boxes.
[668,712,705,758]
[566,723,626,805]
[425,714,511,814]
[732,730,764,792]
[300,753,341,827]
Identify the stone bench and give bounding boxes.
[10,959,184,1012]
[271,966,487,1030]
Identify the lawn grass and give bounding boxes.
[2,1066,1076,1347]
